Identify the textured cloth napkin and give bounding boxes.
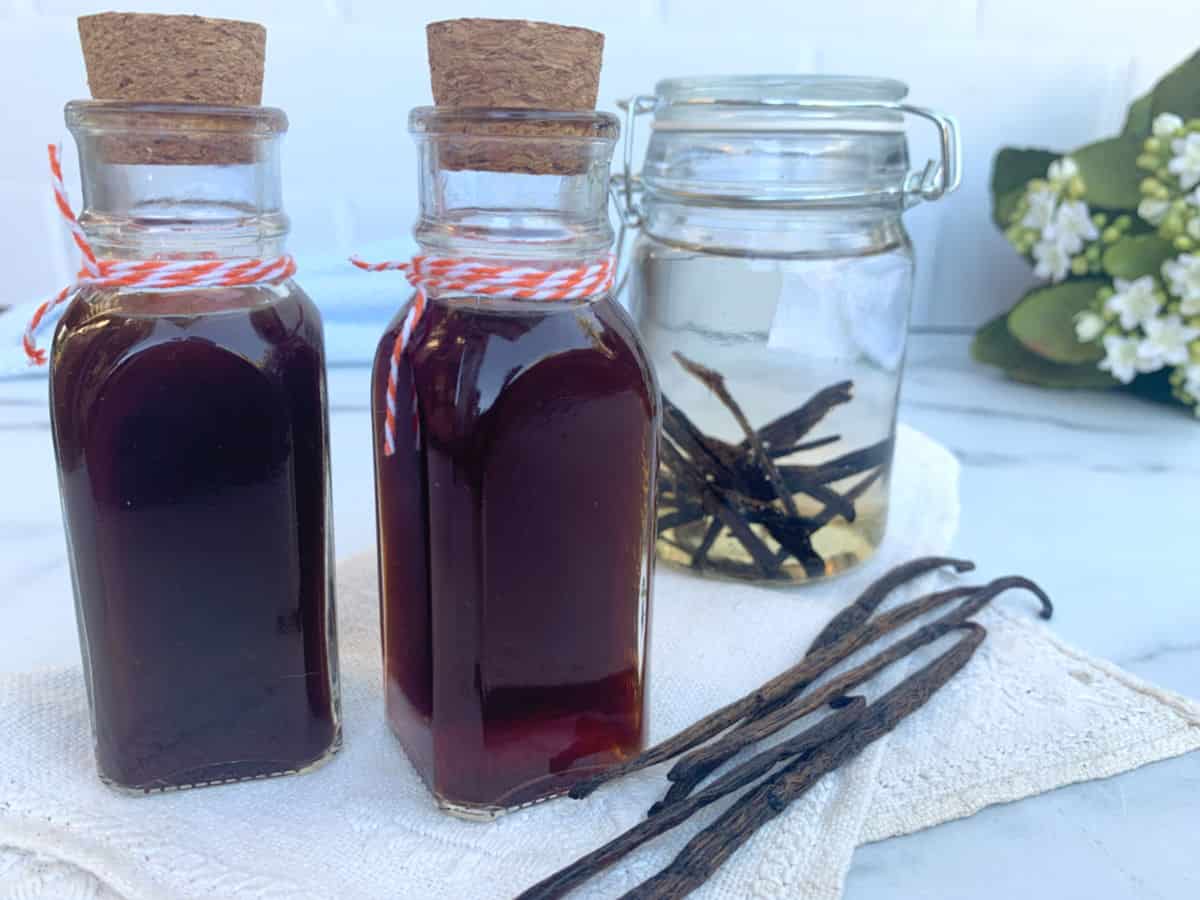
[2,425,1198,900]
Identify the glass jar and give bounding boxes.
[373,108,658,819]
[50,102,341,792]
[621,76,960,585]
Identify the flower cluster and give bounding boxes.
[1004,158,1130,282]
[1074,114,1200,411]
[1137,113,1200,249]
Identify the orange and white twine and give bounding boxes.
[22,144,297,366]
[352,253,616,456]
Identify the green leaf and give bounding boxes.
[992,148,1058,196]
[1150,49,1200,121]
[1101,235,1176,280]
[1070,137,1144,210]
[972,314,1117,389]
[1122,91,1154,139]
[994,186,1027,230]
[991,148,1057,226]
[1008,279,1107,364]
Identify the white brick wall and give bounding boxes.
[0,0,1187,329]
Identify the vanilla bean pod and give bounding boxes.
[514,698,868,900]
[810,555,975,653]
[767,433,840,459]
[935,574,1053,624]
[691,519,723,569]
[766,468,881,569]
[661,397,739,482]
[656,506,705,534]
[802,466,884,535]
[654,574,1051,811]
[658,395,855,537]
[529,626,986,900]
[745,380,853,452]
[660,439,780,576]
[672,352,802,524]
[672,396,859,528]
[654,588,979,811]
[568,558,976,799]
[621,625,987,900]
[778,437,894,491]
[656,372,871,578]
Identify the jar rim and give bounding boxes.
[653,74,909,106]
[65,100,288,135]
[647,75,910,135]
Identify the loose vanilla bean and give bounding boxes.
[568,558,977,800]
[936,574,1053,624]
[621,625,987,900]
[528,561,1053,899]
[527,626,987,900]
[514,698,867,900]
[809,555,975,653]
[654,574,1051,811]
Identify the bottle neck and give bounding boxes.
[410,110,617,264]
[413,164,613,265]
[67,102,290,261]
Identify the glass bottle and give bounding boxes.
[621,76,960,585]
[50,101,341,792]
[373,108,658,819]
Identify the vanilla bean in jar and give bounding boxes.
[369,19,658,819]
[621,76,962,584]
[44,14,340,792]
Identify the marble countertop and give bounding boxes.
[1,333,1197,898]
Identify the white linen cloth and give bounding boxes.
[2,425,1197,899]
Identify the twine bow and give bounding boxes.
[351,253,616,456]
[22,144,297,366]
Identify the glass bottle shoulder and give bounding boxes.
[381,293,657,421]
[50,281,326,457]
[52,280,322,370]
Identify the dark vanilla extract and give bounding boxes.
[51,287,340,791]
[374,294,656,813]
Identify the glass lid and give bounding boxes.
[616,74,960,209]
[649,75,909,133]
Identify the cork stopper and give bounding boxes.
[77,13,268,164]
[425,18,608,175]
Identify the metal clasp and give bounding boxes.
[612,94,657,230]
[896,104,961,205]
[610,94,961,211]
[608,95,657,297]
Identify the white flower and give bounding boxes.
[1047,157,1079,188]
[1138,197,1171,226]
[1105,275,1162,329]
[1047,201,1099,255]
[1021,187,1059,231]
[1153,113,1184,137]
[1163,253,1200,308]
[1033,239,1072,282]
[1141,314,1199,366]
[1183,363,1200,401]
[1099,334,1158,383]
[1168,133,1200,190]
[1189,187,1200,208]
[1074,311,1106,342]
